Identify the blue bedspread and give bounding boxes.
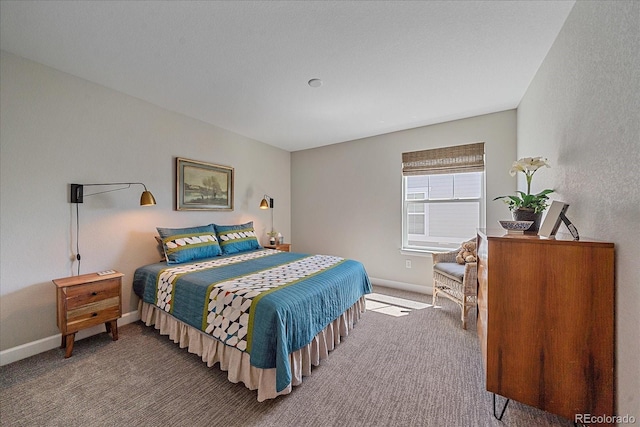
[133,249,371,391]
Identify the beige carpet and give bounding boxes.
[0,286,573,427]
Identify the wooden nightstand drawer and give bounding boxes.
[264,243,291,252]
[67,302,121,333]
[53,271,123,358]
[65,278,121,309]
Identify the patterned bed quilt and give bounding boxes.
[133,248,371,391]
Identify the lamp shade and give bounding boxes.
[259,197,269,209]
[140,190,156,206]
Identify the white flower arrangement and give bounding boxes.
[494,157,554,214]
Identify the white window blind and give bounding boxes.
[402,142,485,251]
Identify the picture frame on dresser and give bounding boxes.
[539,201,579,240]
[538,200,569,238]
[176,157,234,211]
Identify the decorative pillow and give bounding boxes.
[214,221,261,255]
[155,236,167,261]
[157,224,221,264]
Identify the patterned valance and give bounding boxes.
[402,142,485,176]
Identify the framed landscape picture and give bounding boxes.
[176,157,234,211]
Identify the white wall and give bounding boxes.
[291,110,516,292]
[0,51,291,352]
[517,1,639,416]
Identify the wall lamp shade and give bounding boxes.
[260,194,275,235]
[70,182,156,206]
[140,190,157,206]
[260,195,274,209]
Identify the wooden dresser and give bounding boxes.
[53,271,123,358]
[476,229,614,423]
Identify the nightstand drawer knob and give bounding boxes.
[92,292,98,296]
[91,313,98,317]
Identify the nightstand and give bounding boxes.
[52,271,123,358]
[264,243,291,252]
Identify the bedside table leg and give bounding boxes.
[107,320,119,341]
[64,333,75,358]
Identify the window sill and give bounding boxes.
[400,248,447,257]
[401,242,461,255]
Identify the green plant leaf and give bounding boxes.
[535,189,555,197]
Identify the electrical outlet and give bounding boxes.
[405,260,412,269]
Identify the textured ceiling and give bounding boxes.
[0,1,575,151]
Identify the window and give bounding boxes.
[402,143,485,251]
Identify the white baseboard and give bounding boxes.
[369,277,432,295]
[1,280,428,366]
[0,310,141,367]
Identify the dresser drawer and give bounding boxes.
[65,278,120,309]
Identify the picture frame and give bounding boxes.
[176,157,234,211]
[538,200,569,238]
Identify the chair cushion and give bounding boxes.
[434,262,465,282]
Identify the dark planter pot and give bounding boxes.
[512,208,543,232]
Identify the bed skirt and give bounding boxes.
[139,296,366,401]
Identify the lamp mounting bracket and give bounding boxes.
[70,184,84,203]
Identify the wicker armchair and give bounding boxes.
[432,246,477,329]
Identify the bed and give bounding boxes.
[132,222,371,401]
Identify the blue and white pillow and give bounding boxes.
[157,224,222,264]
[214,221,261,255]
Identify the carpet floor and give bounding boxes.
[1,286,574,427]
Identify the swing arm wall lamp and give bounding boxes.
[70,182,156,206]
